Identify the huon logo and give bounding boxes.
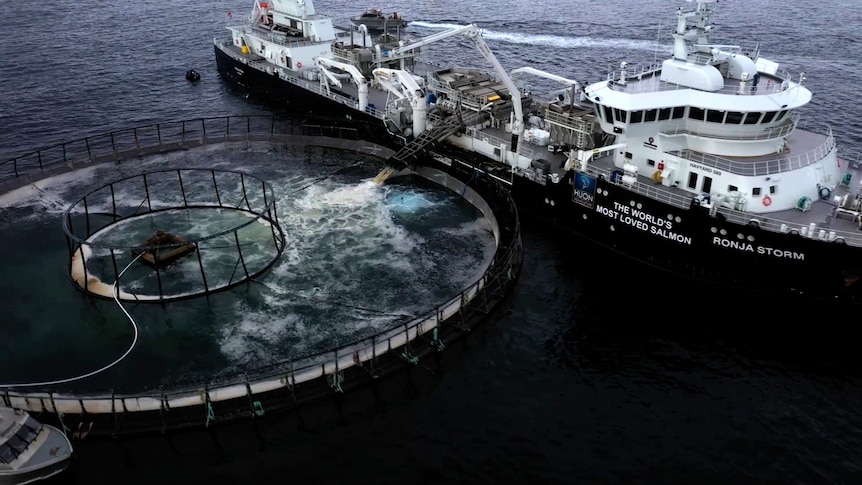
[573,173,596,208]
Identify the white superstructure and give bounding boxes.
[582,0,838,213]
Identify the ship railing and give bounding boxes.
[605,62,795,95]
[462,125,511,151]
[583,163,694,211]
[229,28,328,49]
[668,124,835,177]
[0,115,523,408]
[583,159,862,247]
[543,109,595,133]
[212,41,386,122]
[708,204,862,246]
[660,111,800,142]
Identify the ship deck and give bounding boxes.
[217,41,398,118]
[217,40,862,247]
[467,121,862,246]
[607,68,787,97]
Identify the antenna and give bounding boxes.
[753,0,767,59]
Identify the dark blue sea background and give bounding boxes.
[2,0,862,483]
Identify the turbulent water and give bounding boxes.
[2,0,861,483]
[0,144,495,390]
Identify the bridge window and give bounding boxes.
[707,110,725,123]
[603,105,613,122]
[744,112,763,124]
[761,111,777,123]
[625,152,633,159]
[0,443,17,463]
[728,185,738,192]
[658,108,671,121]
[775,110,788,121]
[647,159,656,167]
[770,185,777,194]
[614,108,628,123]
[644,109,658,122]
[672,106,686,119]
[630,110,643,123]
[689,107,706,121]
[753,187,762,196]
[725,111,744,124]
[688,172,698,189]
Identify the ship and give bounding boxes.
[214,0,862,302]
[350,8,409,32]
[0,407,74,484]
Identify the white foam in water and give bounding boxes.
[386,188,434,215]
[0,143,495,374]
[0,165,98,215]
[286,179,421,260]
[439,219,498,287]
[219,307,301,364]
[411,21,663,52]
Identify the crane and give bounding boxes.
[566,142,627,171]
[509,66,582,103]
[372,67,427,136]
[313,57,370,111]
[385,24,525,154]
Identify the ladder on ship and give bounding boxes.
[387,109,482,170]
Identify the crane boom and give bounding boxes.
[509,67,580,89]
[372,68,427,136]
[373,68,422,99]
[313,57,370,110]
[388,24,524,148]
[567,142,627,171]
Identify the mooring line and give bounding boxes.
[248,278,415,318]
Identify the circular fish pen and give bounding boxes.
[0,115,523,438]
[63,168,285,302]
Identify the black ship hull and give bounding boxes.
[214,45,862,304]
[514,167,858,301]
[214,46,380,123]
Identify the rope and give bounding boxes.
[248,278,414,318]
[227,256,244,286]
[461,169,478,197]
[284,161,365,198]
[0,254,142,389]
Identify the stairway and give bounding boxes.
[387,110,484,170]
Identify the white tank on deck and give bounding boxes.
[524,128,550,146]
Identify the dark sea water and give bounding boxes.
[2,0,862,483]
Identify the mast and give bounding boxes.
[672,0,718,60]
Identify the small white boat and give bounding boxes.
[0,407,73,485]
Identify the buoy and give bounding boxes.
[185,69,200,82]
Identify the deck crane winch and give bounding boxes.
[313,56,370,111]
[372,67,427,137]
[382,24,525,154]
